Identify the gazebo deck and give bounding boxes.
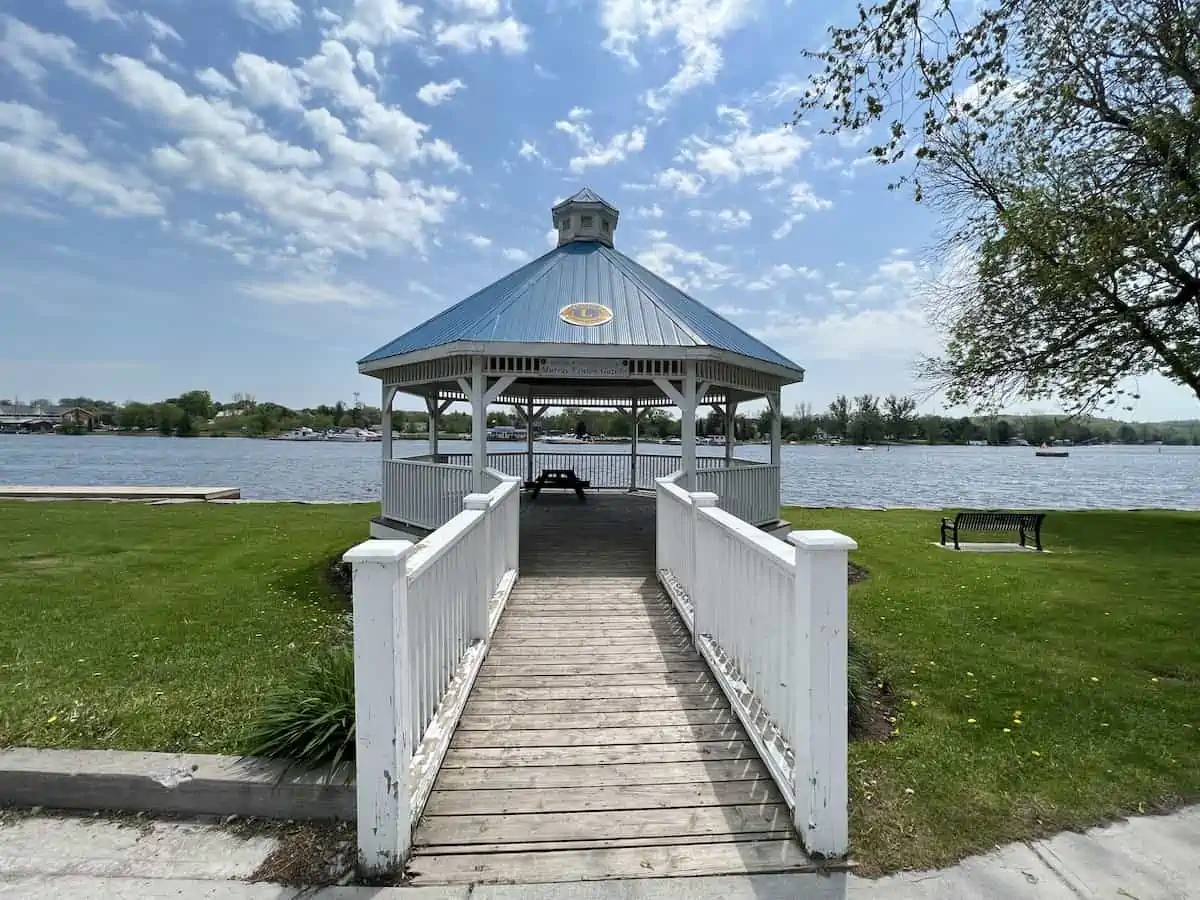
[406,494,813,884]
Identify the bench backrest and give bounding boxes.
[955,511,1044,531]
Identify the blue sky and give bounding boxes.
[0,0,1195,420]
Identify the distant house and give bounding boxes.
[0,404,97,433]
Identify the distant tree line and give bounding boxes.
[4,392,1197,444]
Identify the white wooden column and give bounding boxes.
[469,359,486,491]
[789,528,857,858]
[629,400,639,491]
[343,539,414,874]
[769,391,782,469]
[425,396,451,459]
[724,398,737,467]
[525,391,535,485]
[681,362,697,489]
[381,385,396,462]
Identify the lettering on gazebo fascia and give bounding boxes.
[484,356,686,379]
[379,355,472,388]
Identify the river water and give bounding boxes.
[1,435,1197,509]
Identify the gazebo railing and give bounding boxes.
[439,451,733,491]
[695,463,781,526]
[382,457,474,530]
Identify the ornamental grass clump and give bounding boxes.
[246,642,355,775]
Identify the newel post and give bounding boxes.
[689,491,719,643]
[463,493,492,641]
[789,528,857,858]
[343,539,414,874]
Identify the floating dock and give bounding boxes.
[0,486,241,501]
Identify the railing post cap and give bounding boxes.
[463,493,491,510]
[691,491,720,507]
[343,539,415,564]
[788,529,858,552]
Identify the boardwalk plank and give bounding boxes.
[407,840,815,884]
[456,709,733,730]
[424,779,782,815]
[464,695,731,715]
[451,723,745,749]
[432,759,772,790]
[440,741,760,768]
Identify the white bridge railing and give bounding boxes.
[655,473,856,858]
[345,470,520,874]
[695,462,780,526]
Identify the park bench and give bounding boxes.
[524,468,590,501]
[940,511,1046,551]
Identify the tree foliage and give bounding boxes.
[798,0,1200,411]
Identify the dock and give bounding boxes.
[0,486,241,501]
[406,493,814,885]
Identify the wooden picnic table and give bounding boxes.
[524,468,590,501]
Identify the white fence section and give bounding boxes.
[382,457,473,530]
[441,451,729,491]
[695,463,780,526]
[344,474,521,874]
[654,476,856,858]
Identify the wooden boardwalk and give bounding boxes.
[408,493,812,885]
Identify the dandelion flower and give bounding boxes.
[967,718,977,724]
[1031,750,1041,757]
[1003,727,1011,733]
[46,715,57,724]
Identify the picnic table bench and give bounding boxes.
[940,510,1046,551]
[524,468,590,501]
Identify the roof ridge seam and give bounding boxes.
[598,246,707,346]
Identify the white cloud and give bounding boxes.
[599,0,754,109]
[334,0,423,47]
[355,48,379,80]
[300,40,376,109]
[433,17,528,54]
[141,13,181,42]
[65,0,124,24]
[772,181,833,239]
[655,167,704,196]
[690,207,751,230]
[517,139,545,163]
[236,0,302,31]
[196,67,237,94]
[744,262,819,291]
[634,239,735,294]
[878,258,919,281]
[1,17,79,83]
[416,78,465,105]
[239,276,395,307]
[685,124,810,181]
[0,101,163,218]
[233,53,305,110]
[544,228,557,247]
[465,233,492,248]
[502,247,531,262]
[97,55,320,169]
[636,203,663,218]
[756,302,937,363]
[554,115,646,172]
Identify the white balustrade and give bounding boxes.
[654,483,856,858]
[382,457,473,530]
[694,462,780,526]
[440,451,734,491]
[344,474,520,875]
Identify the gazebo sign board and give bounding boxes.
[538,358,629,378]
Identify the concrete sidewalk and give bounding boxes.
[2,805,1197,898]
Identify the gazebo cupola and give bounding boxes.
[552,188,619,248]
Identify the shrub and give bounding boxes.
[246,643,355,775]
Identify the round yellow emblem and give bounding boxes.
[559,302,613,327]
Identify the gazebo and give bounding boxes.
[358,189,806,538]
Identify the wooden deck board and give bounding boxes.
[406,492,809,885]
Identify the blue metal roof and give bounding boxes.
[553,187,609,208]
[359,241,803,374]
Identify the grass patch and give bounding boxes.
[0,501,373,753]
[784,507,1200,874]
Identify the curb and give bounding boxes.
[0,748,353,822]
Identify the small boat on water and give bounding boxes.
[855,446,875,452]
[327,427,379,443]
[542,434,591,444]
[1036,444,1070,458]
[272,427,324,442]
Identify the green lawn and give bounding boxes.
[785,508,1200,873]
[0,501,373,754]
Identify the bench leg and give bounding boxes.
[1034,524,1043,552]
[1019,524,1026,548]
[940,522,947,546]
[953,527,960,551]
